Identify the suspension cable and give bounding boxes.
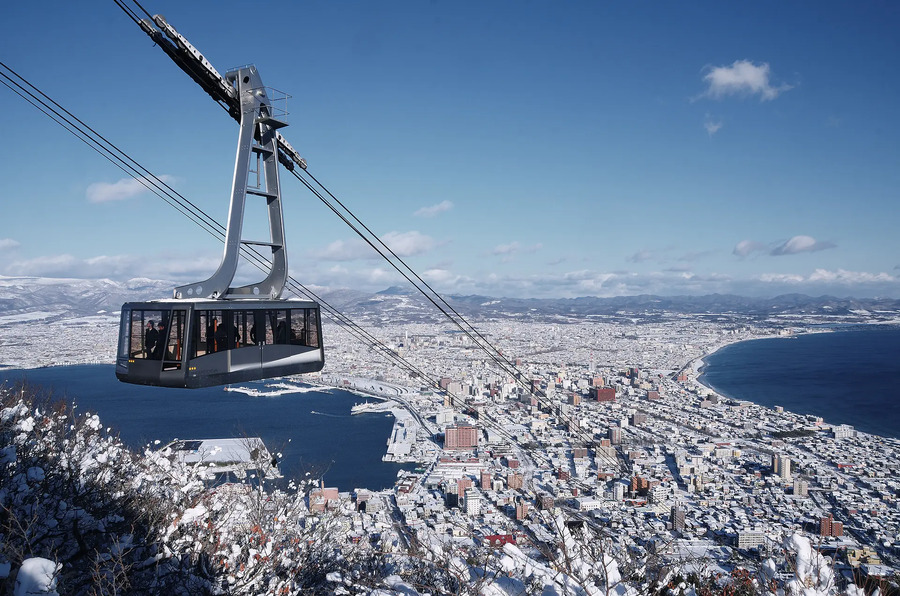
[4,39,617,467]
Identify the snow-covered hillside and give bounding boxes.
[0,386,882,595]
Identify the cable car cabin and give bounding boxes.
[116,300,324,388]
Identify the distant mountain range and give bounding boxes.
[1,276,899,324]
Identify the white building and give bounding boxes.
[464,489,482,516]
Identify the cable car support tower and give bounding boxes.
[113,11,324,388]
[134,13,308,300]
[175,64,288,301]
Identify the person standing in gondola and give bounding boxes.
[207,317,218,353]
[154,320,167,359]
[145,320,159,359]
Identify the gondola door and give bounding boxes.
[227,309,265,374]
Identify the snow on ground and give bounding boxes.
[14,558,60,596]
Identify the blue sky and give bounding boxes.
[1,1,898,299]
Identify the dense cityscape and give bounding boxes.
[2,294,898,594]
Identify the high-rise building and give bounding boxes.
[480,470,492,490]
[457,477,473,499]
[464,489,481,516]
[592,387,616,402]
[773,454,792,481]
[445,424,478,450]
[671,505,685,531]
[515,498,529,520]
[820,515,844,537]
[832,424,856,439]
[793,478,809,497]
[631,476,650,494]
[507,472,524,490]
[609,427,622,445]
[538,494,555,510]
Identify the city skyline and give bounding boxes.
[1,1,898,299]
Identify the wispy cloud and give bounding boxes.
[678,250,715,262]
[382,231,439,256]
[770,235,835,256]
[760,268,896,285]
[733,240,768,257]
[316,239,371,261]
[626,249,653,263]
[704,116,723,137]
[490,242,542,262]
[699,60,792,101]
[86,175,175,203]
[0,238,20,251]
[664,264,693,273]
[492,242,521,256]
[734,236,835,257]
[413,200,454,218]
[0,252,219,281]
[316,231,439,261]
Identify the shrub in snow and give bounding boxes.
[14,557,60,596]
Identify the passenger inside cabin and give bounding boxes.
[275,320,288,344]
[145,320,159,359]
[207,317,218,353]
[153,321,167,360]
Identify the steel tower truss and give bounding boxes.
[174,65,289,300]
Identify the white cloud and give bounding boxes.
[316,239,371,261]
[0,238,20,251]
[626,249,653,263]
[733,240,768,257]
[492,242,520,256]
[86,175,175,204]
[758,272,806,284]
[0,252,219,282]
[422,268,472,287]
[770,235,835,256]
[413,200,454,218]
[310,263,898,299]
[382,231,438,257]
[316,231,439,262]
[704,117,723,136]
[700,60,792,101]
[808,268,894,284]
[490,242,542,259]
[760,268,896,286]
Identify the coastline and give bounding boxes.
[692,326,900,440]
[691,327,840,386]
[315,375,437,465]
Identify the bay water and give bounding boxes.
[700,326,900,439]
[1,365,414,491]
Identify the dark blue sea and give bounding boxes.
[700,326,900,439]
[0,365,414,491]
